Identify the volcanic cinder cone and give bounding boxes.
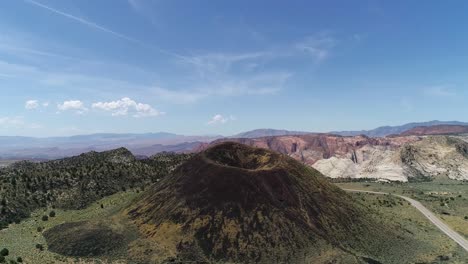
[127,142,395,263]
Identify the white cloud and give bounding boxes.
[42,102,50,107]
[25,100,39,110]
[207,114,234,125]
[92,97,163,118]
[57,100,87,114]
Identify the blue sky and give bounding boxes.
[1,0,468,137]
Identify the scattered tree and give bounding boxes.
[0,248,8,257]
[49,211,56,217]
[41,215,48,221]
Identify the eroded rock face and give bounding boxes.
[313,145,407,181]
[205,135,468,181]
[209,134,418,165]
[400,136,468,181]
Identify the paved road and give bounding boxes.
[343,188,468,252]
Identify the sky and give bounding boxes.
[1,0,468,137]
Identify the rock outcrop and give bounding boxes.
[204,134,468,181]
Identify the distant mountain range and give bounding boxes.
[331,120,468,137]
[2,120,468,160]
[231,120,468,139]
[230,129,311,138]
[400,125,468,136]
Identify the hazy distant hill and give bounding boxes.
[129,141,204,156]
[230,121,468,139]
[231,128,311,138]
[400,125,468,136]
[332,120,468,137]
[0,133,220,160]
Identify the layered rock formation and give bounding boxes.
[205,134,468,181]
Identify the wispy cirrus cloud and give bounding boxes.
[423,86,456,97]
[168,33,335,102]
[0,36,79,62]
[0,116,24,127]
[25,0,141,44]
[149,71,291,104]
[0,116,41,129]
[294,32,336,63]
[127,0,160,27]
[24,0,193,63]
[1,22,334,107]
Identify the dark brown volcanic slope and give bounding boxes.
[400,125,468,136]
[126,142,421,263]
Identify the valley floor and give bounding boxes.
[335,179,468,241]
[0,190,142,264]
[340,187,468,263]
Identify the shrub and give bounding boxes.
[464,216,468,220]
[37,226,43,232]
[0,248,8,256]
[16,257,22,263]
[0,256,5,263]
[35,244,44,251]
[0,221,8,230]
[49,211,56,217]
[41,215,48,221]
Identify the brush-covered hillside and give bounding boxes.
[0,148,192,229]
